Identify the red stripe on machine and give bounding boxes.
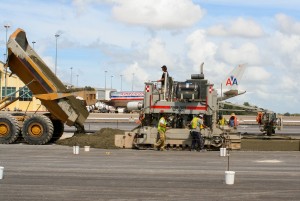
[150,105,171,109]
[186,106,207,110]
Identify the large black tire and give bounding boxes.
[49,119,64,143]
[22,114,54,145]
[0,114,20,144]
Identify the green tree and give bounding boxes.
[243,102,250,106]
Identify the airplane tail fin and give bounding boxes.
[220,64,246,101]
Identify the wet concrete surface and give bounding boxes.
[242,139,300,151]
[0,144,299,201]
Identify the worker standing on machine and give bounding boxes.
[190,114,205,151]
[157,65,169,89]
[155,113,168,151]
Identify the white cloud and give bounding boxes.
[244,66,271,82]
[218,42,261,65]
[270,32,300,55]
[278,75,298,91]
[266,32,300,72]
[147,38,173,68]
[229,18,265,37]
[122,62,149,90]
[111,0,204,29]
[186,29,217,66]
[275,13,300,34]
[206,25,228,37]
[207,17,265,38]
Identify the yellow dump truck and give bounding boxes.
[0,28,89,145]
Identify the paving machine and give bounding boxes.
[115,64,241,150]
[256,111,282,136]
[0,28,89,145]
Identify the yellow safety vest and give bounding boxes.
[158,117,166,132]
[191,117,199,129]
[219,118,225,126]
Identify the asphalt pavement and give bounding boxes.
[0,144,299,201]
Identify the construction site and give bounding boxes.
[1,28,296,149]
[0,28,299,201]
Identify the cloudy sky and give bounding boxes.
[1,0,300,113]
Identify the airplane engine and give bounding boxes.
[127,101,143,111]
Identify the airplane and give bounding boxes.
[108,91,144,110]
[218,63,246,101]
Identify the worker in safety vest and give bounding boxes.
[256,112,263,124]
[229,113,238,128]
[155,114,168,151]
[190,114,205,151]
[218,114,227,126]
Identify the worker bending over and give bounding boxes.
[190,114,205,151]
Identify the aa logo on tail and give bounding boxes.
[226,76,238,86]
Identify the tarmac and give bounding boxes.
[0,144,299,201]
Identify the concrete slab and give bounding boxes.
[0,144,299,201]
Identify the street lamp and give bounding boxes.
[104,70,107,100]
[4,24,10,97]
[104,70,107,90]
[70,67,73,88]
[2,53,6,100]
[132,73,134,91]
[110,75,113,89]
[55,34,60,75]
[32,41,36,50]
[120,74,123,91]
[76,74,79,87]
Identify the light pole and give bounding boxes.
[76,74,79,87]
[104,70,107,100]
[110,75,113,89]
[120,74,123,91]
[55,34,60,75]
[2,53,6,100]
[70,67,73,88]
[132,73,134,91]
[4,24,10,97]
[104,70,107,89]
[32,41,36,50]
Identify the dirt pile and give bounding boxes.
[56,128,125,149]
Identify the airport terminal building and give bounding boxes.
[0,62,47,112]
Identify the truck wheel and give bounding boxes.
[22,115,54,145]
[0,114,20,144]
[49,119,64,143]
